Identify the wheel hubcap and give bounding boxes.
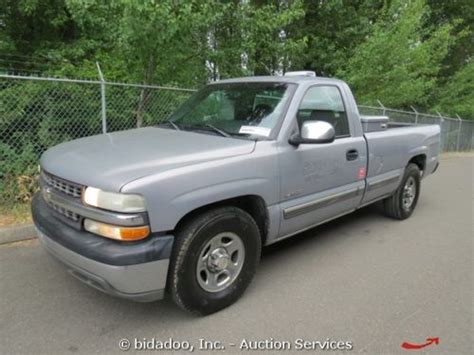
[196,232,245,293]
[208,248,230,271]
[402,176,417,211]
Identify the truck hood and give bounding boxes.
[41,127,256,191]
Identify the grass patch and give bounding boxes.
[0,203,32,227]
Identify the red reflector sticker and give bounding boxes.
[358,167,366,179]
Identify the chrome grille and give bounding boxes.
[40,170,83,226]
[49,201,80,222]
[41,171,83,198]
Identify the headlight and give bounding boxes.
[82,187,146,213]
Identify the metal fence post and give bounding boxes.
[470,121,473,152]
[436,110,445,151]
[96,62,107,133]
[410,106,418,125]
[456,114,462,152]
[377,99,386,116]
[470,125,473,152]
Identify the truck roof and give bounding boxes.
[214,75,345,85]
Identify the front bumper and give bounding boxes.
[32,193,174,302]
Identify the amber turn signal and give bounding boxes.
[84,219,150,241]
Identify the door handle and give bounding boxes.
[346,149,359,161]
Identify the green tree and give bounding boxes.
[202,0,307,78]
[338,0,458,109]
[119,0,214,87]
[243,0,307,75]
[0,0,124,78]
[118,1,217,126]
[427,0,473,79]
[290,0,384,76]
[434,61,474,119]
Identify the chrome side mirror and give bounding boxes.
[289,120,336,146]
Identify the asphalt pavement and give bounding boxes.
[0,156,472,354]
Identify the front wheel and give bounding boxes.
[168,206,261,315]
[383,163,421,220]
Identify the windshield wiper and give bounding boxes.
[157,120,181,130]
[227,131,251,137]
[165,122,255,140]
[168,120,180,130]
[182,123,230,137]
[204,124,230,137]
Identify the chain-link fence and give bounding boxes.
[0,74,194,204]
[358,104,473,153]
[1,73,473,206]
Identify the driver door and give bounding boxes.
[277,85,366,238]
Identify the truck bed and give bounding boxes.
[361,124,441,205]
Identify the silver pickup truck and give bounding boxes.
[32,75,440,315]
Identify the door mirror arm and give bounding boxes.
[288,134,335,146]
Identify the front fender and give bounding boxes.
[120,145,279,232]
[169,178,270,226]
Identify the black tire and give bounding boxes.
[168,206,261,315]
[383,163,421,220]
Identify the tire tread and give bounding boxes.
[168,206,261,315]
[383,163,420,220]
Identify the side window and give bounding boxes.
[297,86,350,137]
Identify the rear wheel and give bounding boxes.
[168,206,261,315]
[383,163,421,220]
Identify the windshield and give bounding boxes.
[166,82,295,139]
